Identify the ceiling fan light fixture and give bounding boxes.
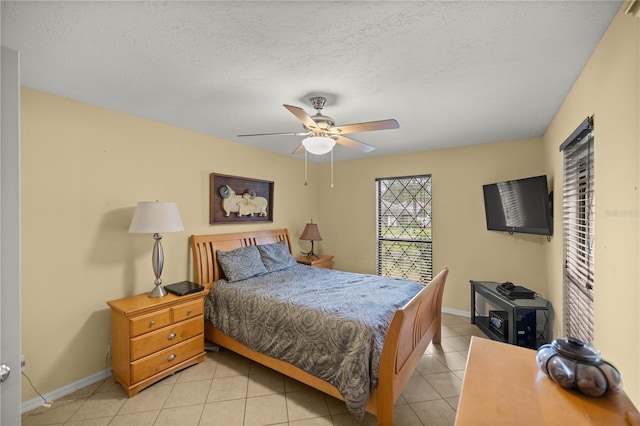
[303,135,335,155]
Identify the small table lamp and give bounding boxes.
[129,201,184,298]
[299,220,322,259]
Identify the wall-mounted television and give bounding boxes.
[482,175,553,236]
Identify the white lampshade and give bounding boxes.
[129,201,184,234]
[303,136,336,155]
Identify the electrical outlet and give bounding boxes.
[20,355,25,372]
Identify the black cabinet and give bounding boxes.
[470,280,551,349]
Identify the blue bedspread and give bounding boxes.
[204,264,423,419]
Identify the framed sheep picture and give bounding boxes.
[209,173,274,224]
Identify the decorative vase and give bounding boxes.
[536,337,622,397]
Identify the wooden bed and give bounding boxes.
[191,228,448,425]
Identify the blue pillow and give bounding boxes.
[257,240,297,272]
[216,245,268,282]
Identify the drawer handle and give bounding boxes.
[186,309,192,315]
[149,320,156,327]
[167,333,177,340]
[167,354,176,362]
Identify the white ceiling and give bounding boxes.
[1,1,620,163]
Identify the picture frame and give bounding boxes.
[210,173,274,224]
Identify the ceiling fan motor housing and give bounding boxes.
[307,97,335,132]
[308,114,335,132]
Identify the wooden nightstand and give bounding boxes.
[296,254,334,269]
[107,287,207,397]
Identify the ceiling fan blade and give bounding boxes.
[238,131,309,137]
[331,119,399,135]
[283,104,319,131]
[292,144,305,155]
[334,135,376,153]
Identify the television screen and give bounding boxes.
[483,175,553,236]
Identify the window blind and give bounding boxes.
[376,175,432,284]
[561,117,594,343]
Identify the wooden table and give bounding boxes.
[456,337,640,425]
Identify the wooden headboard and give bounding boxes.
[191,229,292,285]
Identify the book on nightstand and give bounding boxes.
[164,281,204,296]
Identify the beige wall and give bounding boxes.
[541,5,640,405]
[20,88,321,401]
[316,138,549,314]
[20,88,550,403]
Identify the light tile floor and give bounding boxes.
[22,314,485,426]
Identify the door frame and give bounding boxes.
[1,45,22,425]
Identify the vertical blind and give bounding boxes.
[376,175,433,284]
[560,116,595,343]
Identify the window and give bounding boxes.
[376,175,432,284]
[560,117,594,343]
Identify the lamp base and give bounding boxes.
[148,283,167,298]
[301,240,319,260]
[148,233,168,298]
[300,250,319,260]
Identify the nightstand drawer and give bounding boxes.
[313,260,332,269]
[131,335,203,383]
[130,316,203,360]
[130,309,172,337]
[172,299,203,322]
[296,255,334,270]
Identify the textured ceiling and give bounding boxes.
[1,1,620,163]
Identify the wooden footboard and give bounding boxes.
[191,230,448,425]
[376,266,449,424]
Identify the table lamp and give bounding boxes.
[299,220,322,259]
[129,201,184,297]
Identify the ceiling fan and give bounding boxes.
[238,96,399,155]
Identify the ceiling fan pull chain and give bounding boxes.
[331,150,334,188]
[304,150,308,186]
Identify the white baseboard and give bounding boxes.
[22,369,112,414]
[443,307,471,318]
